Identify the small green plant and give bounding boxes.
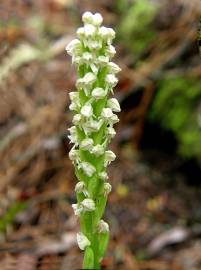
[66,12,121,269]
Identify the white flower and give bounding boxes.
[87,40,102,50]
[81,198,95,211]
[104,150,116,167]
[66,39,82,56]
[105,73,118,88]
[106,127,116,139]
[72,114,82,126]
[92,87,106,99]
[80,161,96,177]
[107,98,121,112]
[82,119,104,134]
[103,182,112,196]
[75,182,89,196]
[98,55,109,66]
[72,203,83,216]
[82,12,103,27]
[98,171,109,181]
[75,181,85,193]
[109,114,119,125]
[69,91,79,102]
[68,126,79,145]
[97,219,109,233]
[77,232,91,250]
[82,11,94,25]
[76,27,85,39]
[84,24,96,37]
[101,108,113,119]
[81,104,93,118]
[80,138,94,151]
[77,72,96,88]
[108,62,121,74]
[105,45,116,58]
[92,13,103,26]
[91,144,104,156]
[69,148,79,161]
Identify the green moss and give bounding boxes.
[116,0,158,54]
[149,75,201,161]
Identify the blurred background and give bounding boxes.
[0,0,201,269]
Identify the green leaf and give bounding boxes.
[83,247,94,269]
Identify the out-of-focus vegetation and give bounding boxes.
[117,0,158,54]
[150,75,201,161]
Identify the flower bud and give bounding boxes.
[82,11,94,24]
[92,87,106,99]
[93,13,103,26]
[97,219,109,233]
[103,182,112,196]
[80,161,96,177]
[107,98,121,112]
[77,232,91,250]
[80,138,94,151]
[81,198,95,211]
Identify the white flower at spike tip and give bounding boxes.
[81,198,96,211]
[92,87,106,99]
[80,161,96,177]
[104,150,116,167]
[82,11,103,27]
[77,232,91,250]
[103,182,112,196]
[81,104,93,118]
[97,219,109,233]
[107,98,121,112]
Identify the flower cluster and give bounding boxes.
[66,11,120,256]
